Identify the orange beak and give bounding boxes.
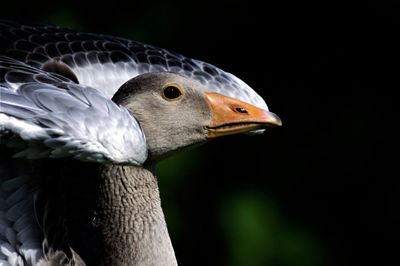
[205,92,282,138]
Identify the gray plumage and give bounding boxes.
[0,20,268,110]
[1,56,147,164]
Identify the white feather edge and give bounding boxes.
[0,114,146,165]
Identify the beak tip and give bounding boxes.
[275,116,283,127]
[264,111,282,127]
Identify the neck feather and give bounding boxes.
[96,164,177,266]
[38,160,177,266]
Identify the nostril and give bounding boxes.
[235,107,248,113]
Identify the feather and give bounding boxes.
[0,20,268,109]
[1,57,148,165]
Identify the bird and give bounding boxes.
[0,21,281,265]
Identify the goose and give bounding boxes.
[0,21,281,265]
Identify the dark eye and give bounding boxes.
[162,84,183,101]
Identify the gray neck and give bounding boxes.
[96,164,177,266]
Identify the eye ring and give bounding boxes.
[162,83,184,101]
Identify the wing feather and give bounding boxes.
[1,57,147,165]
[0,20,268,109]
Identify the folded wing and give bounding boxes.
[0,56,147,165]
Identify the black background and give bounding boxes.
[2,1,399,265]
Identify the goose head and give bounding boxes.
[113,72,281,161]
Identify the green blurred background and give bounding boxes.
[2,1,398,265]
